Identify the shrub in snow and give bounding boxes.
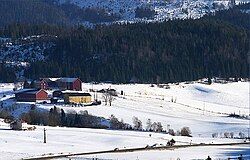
[0,109,13,122]
[180,127,192,137]
[110,114,124,129]
[152,122,163,132]
[132,116,142,130]
[151,122,158,132]
[48,107,60,126]
[168,129,175,136]
[230,132,234,138]
[146,119,152,131]
[102,92,114,106]
[21,107,109,129]
[239,132,245,139]
[212,133,218,138]
[224,132,230,138]
[21,109,49,125]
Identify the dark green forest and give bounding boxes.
[0,3,249,83]
[0,0,119,28]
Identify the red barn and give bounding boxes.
[35,79,48,90]
[35,78,82,91]
[15,89,48,102]
[56,78,82,91]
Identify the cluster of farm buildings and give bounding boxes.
[15,78,93,105]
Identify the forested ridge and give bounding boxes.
[0,4,249,83]
[0,0,119,28]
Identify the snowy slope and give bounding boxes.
[57,0,248,24]
[0,119,249,160]
[76,145,250,160]
[0,35,56,78]
[0,81,249,159]
[0,35,56,66]
[72,81,250,137]
[1,81,249,137]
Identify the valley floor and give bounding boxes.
[0,81,249,159]
[0,119,249,160]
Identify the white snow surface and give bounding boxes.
[0,119,249,160]
[75,145,250,160]
[57,0,250,24]
[37,81,249,137]
[0,81,249,159]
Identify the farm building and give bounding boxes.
[63,91,91,104]
[34,79,48,90]
[15,89,48,102]
[98,88,117,96]
[57,78,82,91]
[36,78,82,91]
[53,90,63,98]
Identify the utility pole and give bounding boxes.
[43,128,46,143]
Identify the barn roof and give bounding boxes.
[57,78,79,83]
[15,88,37,94]
[63,91,91,97]
[40,78,56,82]
[15,89,47,94]
[66,93,91,96]
[40,77,80,83]
[26,90,46,94]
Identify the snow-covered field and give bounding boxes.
[74,145,250,160]
[0,119,249,160]
[40,81,250,137]
[0,81,249,159]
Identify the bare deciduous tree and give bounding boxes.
[103,92,109,105]
[212,133,218,138]
[239,132,245,139]
[224,132,230,138]
[156,122,163,132]
[103,92,114,106]
[230,132,234,138]
[168,129,175,136]
[180,127,191,136]
[146,119,152,131]
[108,94,114,106]
[132,116,142,130]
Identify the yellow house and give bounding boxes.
[63,92,91,104]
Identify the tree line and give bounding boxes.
[0,64,16,82]
[0,3,249,83]
[0,0,119,28]
[21,106,108,129]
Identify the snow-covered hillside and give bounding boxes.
[0,80,249,159]
[1,81,249,137]
[0,35,56,78]
[57,0,248,24]
[0,35,56,66]
[0,119,249,160]
[60,81,249,137]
